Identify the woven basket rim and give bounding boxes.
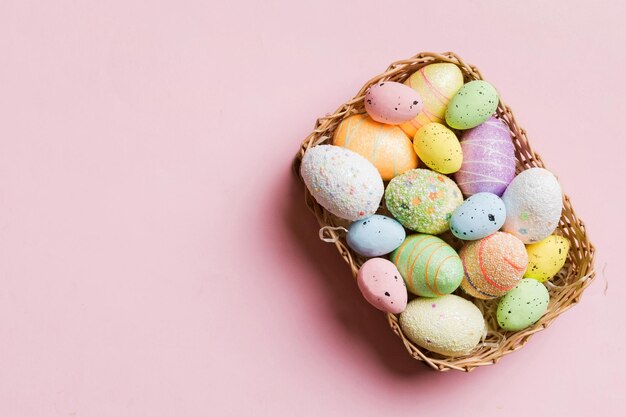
[293,51,596,372]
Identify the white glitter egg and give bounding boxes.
[399,295,485,357]
[501,168,563,244]
[300,145,384,221]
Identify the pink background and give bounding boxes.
[0,0,624,415]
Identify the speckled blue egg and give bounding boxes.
[450,192,506,240]
[347,215,406,257]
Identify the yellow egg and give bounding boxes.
[399,63,464,138]
[524,235,570,282]
[413,123,462,174]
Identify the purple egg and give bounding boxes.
[454,117,516,197]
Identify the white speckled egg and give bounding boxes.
[399,295,485,357]
[450,192,506,240]
[365,81,423,124]
[300,145,384,221]
[501,168,563,244]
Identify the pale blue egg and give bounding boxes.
[450,192,506,240]
[347,215,406,257]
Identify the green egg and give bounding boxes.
[391,234,464,297]
[445,80,499,129]
[497,278,549,331]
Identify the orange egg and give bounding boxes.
[333,114,417,181]
[459,232,528,299]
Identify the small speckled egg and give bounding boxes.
[364,81,423,125]
[333,114,417,180]
[385,169,463,234]
[400,63,464,137]
[400,295,485,357]
[413,123,463,174]
[525,235,570,282]
[300,145,384,221]
[450,192,506,240]
[445,80,499,130]
[497,278,549,331]
[357,258,408,314]
[460,232,528,299]
[391,234,464,297]
[501,168,563,244]
[455,117,516,197]
[346,215,406,257]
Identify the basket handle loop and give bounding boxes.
[319,226,348,243]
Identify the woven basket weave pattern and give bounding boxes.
[294,52,595,372]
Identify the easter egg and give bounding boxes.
[413,123,463,174]
[333,114,417,180]
[400,295,485,356]
[450,192,506,240]
[357,258,408,314]
[501,168,563,244]
[300,145,384,221]
[497,279,549,331]
[391,234,464,297]
[460,232,528,299]
[364,81,423,124]
[385,169,463,234]
[455,117,516,197]
[445,80,499,130]
[346,215,406,257]
[525,235,570,282]
[399,63,464,137]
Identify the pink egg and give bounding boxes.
[364,81,423,125]
[454,117,516,197]
[357,258,407,314]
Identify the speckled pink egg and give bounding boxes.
[364,81,423,125]
[454,117,516,197]
[357,258,407,314]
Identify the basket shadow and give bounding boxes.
[281,166,430,378]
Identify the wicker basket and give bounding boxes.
[293,51,596,372]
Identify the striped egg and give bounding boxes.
[460,232,528,299]
[333,114,417,181]
[391,234,464,297]
[399,63,464,138]
[454,117,516,197]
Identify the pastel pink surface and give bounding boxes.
[365,81,423,124]
[357,258,407,314]
[0,1,624,416]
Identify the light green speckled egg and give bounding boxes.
[497,278,549,331]
[385,169,463,234]
[445,80,499,129]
